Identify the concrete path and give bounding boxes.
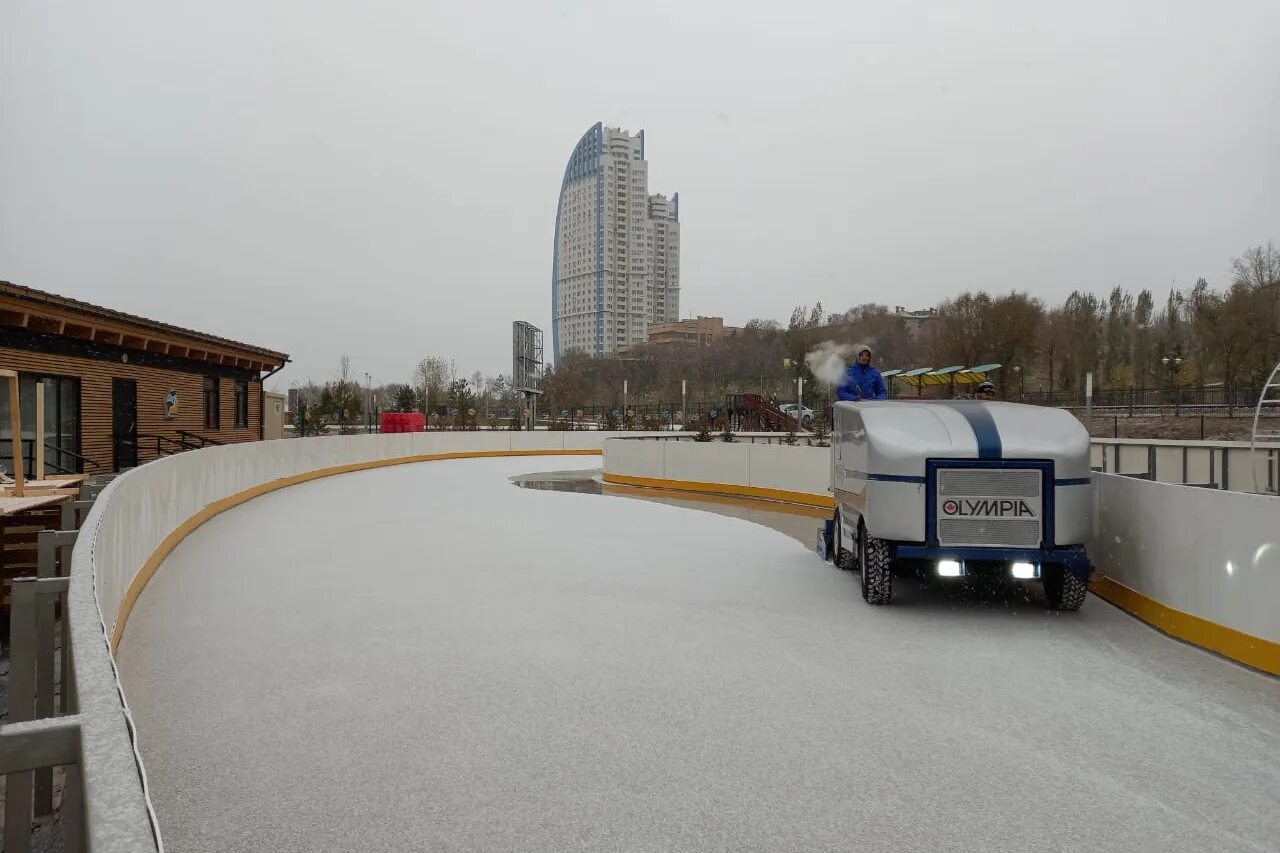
[116,456,1280,853]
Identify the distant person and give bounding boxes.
[837,344,888,401]
[975,380,997,401]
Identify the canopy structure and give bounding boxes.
[955,363,1002,385]
[887,364,1002,393]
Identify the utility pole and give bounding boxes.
[364,372,372,433]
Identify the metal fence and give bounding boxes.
[1,476,161,853]
[620,432,822,445]
[1091,438,1280,494]
[533,384,1275,424]
[977,384,1269,411]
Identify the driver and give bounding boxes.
[837,344,888,401]
[975,380,997,401]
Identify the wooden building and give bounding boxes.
[0,282,289,473]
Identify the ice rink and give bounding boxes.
[116,455,1280,853]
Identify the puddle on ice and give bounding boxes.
[512,468,821,546]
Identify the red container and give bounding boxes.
[379,412,425,433]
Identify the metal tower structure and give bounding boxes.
[513,321,544,431]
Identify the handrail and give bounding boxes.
[9,438,107,475]
[44,441,106,471]
[135,432,187,458]
[177,430,223,448]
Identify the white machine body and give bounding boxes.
[832,400,1093,567]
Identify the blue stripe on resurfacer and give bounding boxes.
[938,401,1003,459]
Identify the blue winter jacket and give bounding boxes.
[837,363,888,401]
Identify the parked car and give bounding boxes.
[779,403,815,427]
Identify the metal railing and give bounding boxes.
[0,475,160,852]
[2,440,106,476]
[1091,438,1280,494]
[620,432,825,446]
[1016,384,1268,410]
[132,430,225,462]
[135,433,187,459]
[176,430,222,448]
[538,385,1280,422]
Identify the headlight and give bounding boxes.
[1011,562,1037,579]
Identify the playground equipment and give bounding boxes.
[722,394,803,432]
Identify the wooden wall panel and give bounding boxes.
[0,346,266,471]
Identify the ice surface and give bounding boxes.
[116,455,1280,853]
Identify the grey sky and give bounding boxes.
[3,1,1278,389]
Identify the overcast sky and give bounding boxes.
[3,1,1278,388]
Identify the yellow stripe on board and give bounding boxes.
[604,473,1278,676]
[109,449,602,652]
[109,454,1280,677]
[601,481,833,519]
[1088,574,1280,677]
[601,472,837,510]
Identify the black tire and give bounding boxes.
[834,513,856,571]
[1043,565,1087,611]
[801,415,814,429]
[858,524,893,605]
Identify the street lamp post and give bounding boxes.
[681,379,687,432]
[1013,366,1024,401]
[1161,354,1183,417]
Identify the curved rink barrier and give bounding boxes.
[602,436,1280,674]
[71,429,1280,850]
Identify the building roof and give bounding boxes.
[0,281,289,371]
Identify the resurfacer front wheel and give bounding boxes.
[858,524,893,605]
[1043,565,1087,611]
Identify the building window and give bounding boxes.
[234,380,249,428]
[0,374,82,474]
[203,377,220,430]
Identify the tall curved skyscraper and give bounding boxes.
[552,123,680,360]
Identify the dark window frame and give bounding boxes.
[0,372,83,474]
[234,380,249,429]
[203,376,220,430]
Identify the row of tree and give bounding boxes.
[293,242,1278,426]
[291,354,527,433]
[537,242,1280,411]
[929,243,1280,395]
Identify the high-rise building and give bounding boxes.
[552,123,680,360]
